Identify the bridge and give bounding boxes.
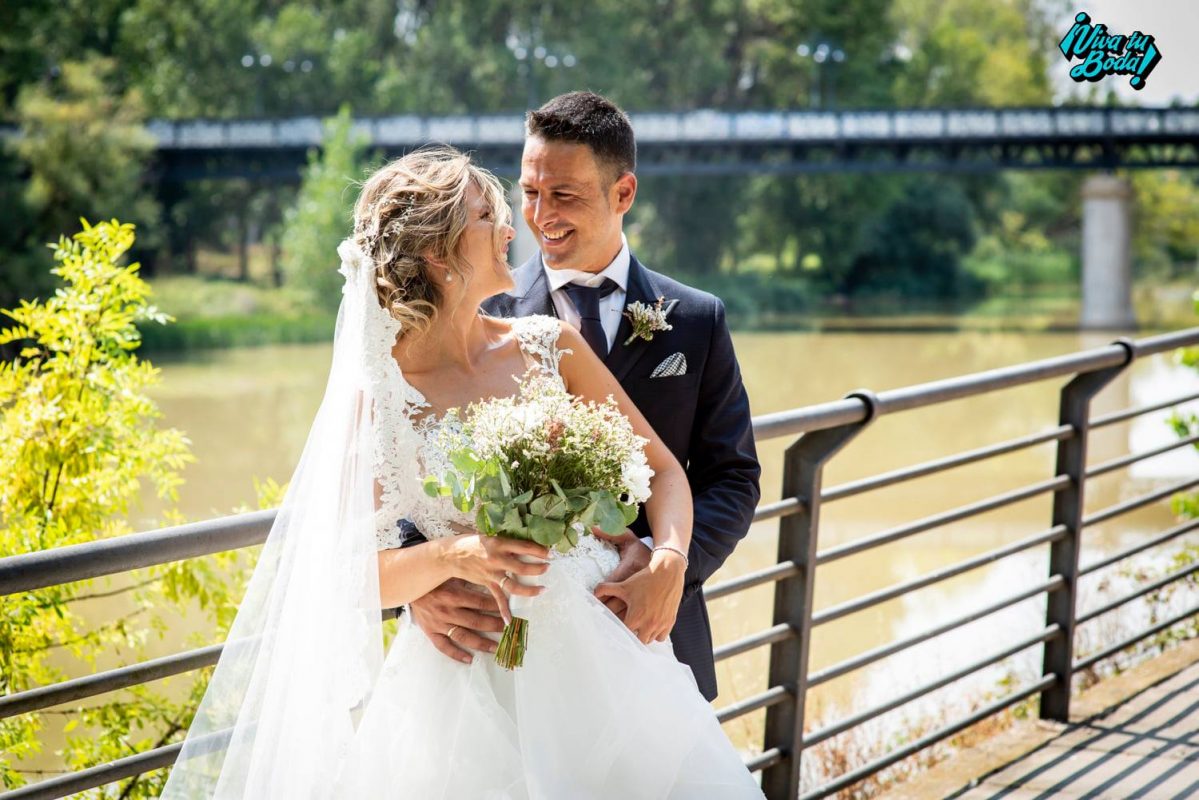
[3,325,1198,799]
[135,106,1199,182]
[131,104,1197,330]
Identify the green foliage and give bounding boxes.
[129,275,333,352]
[276,106,368,312]
[0,220,252,795]
[842,177,982,300]
[1,0,1185,324]
[964,210,1076,296]
[0,56,159,311]
[1132,171,1199,282]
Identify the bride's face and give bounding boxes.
[452,181,515,302]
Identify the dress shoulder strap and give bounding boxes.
[510,314,570,375]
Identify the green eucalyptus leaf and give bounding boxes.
[594,494,626,534]
[450,450,480,475]
[543,494,568,520]
[529,494,551,517]
[502,507,525,535]
[527,515,565,546]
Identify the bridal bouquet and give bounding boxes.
[423,371,653,668]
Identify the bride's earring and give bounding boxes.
[445,270,453,283]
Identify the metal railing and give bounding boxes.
[2,327,1199,799]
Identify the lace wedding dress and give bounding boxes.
[340,313,764,798]
[160,241,762,799]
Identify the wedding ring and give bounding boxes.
[499,574,511,591]
[446,625,459,640]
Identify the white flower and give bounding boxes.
[621,458,654,505]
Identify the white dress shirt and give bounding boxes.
[543,234,630,352]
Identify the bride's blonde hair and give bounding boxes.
[352,145,511,338]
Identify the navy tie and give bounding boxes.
[563,279,620,359]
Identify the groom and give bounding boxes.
[400,91,760,702]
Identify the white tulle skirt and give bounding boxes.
[337,537,764,799]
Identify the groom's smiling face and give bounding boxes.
[519,136,636,273]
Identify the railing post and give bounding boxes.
[762,391,879,800]
[1040,339,1134,722]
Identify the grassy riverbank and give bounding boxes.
[137,275,335,352]
[137,271,1196,354]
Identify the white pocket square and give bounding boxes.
[650,352,687,378]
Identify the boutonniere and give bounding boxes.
[622,296,675,346]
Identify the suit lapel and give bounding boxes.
[605,255,662,382]
[506,254,557,319]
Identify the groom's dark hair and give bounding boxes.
[526,91,636,184]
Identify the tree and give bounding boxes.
[843,176,981,301]
[0,57,160,310]
[276,105,369,311]
[0,220,253,795]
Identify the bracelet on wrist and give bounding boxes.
[652,545,689,567]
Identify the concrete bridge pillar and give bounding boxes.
[509,181,539,269]
[1080,174,1136,330]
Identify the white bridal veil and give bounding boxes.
[161,240,398,798]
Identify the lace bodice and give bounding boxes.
[373,314,567,549]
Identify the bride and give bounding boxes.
[160,146,764,798]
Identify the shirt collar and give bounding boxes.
[543,234,630,293]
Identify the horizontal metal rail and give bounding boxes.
[0,645,222,720]
[1129,328,1199,359]
[816,475,1070,565]
[1091,389,1199,429]
[1074,602,1199,673]
[1080,517,1199,576]
[716,685,793,724]
[822,425,1074,504]
[812,526,1067,627]
[1076,562,1199,625]
[704,561,799,602]
[745,748,785,774]
[803,625,1061,748]
[808,575,1066,688]
[1085,433,1199,479]
[755,424,1076,525]
[799,675,1057,800]
[714,623,796,663]
[0,742,183,800]
[752,496,803,524]
[1082,475,1199,528]
[0,510,274,596]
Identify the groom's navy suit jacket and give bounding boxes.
[400,252,760,701]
